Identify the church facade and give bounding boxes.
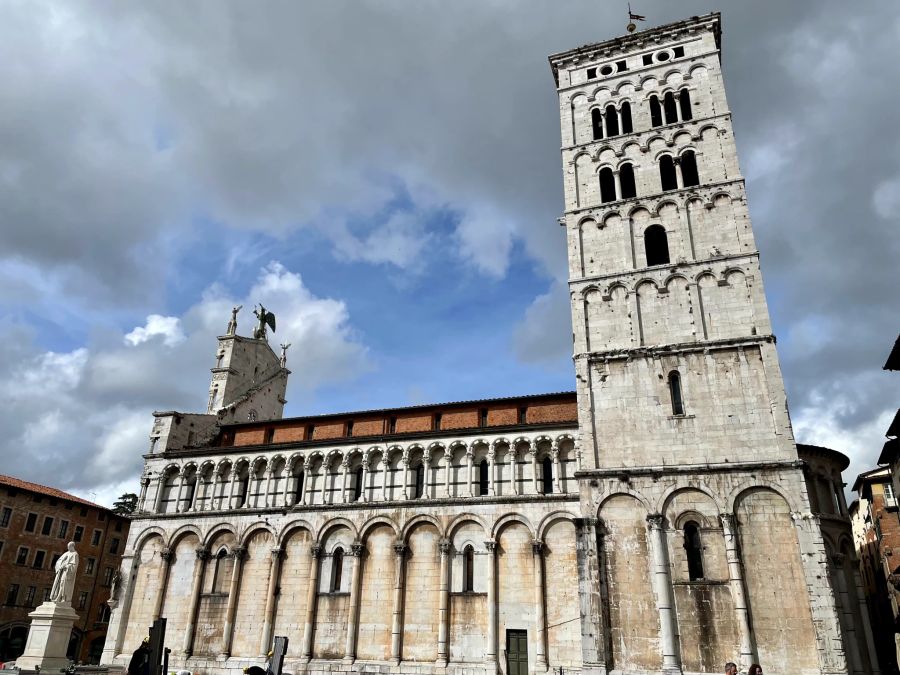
[102,13,876,675]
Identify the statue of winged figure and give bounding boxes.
[253,304,276,340]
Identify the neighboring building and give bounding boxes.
[103,13,870,675]
[852,467,900,674]
[878,336,900,549]
[0,474,130,664]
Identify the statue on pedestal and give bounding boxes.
[253,304,276,340]
[227,305,242,336]
[50,542,79,605]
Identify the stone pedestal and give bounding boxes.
[16,601,80,670]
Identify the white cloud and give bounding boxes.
[454,208,516,279]
[125,314,186,347]
[873,176,900,219]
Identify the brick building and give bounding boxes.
[0,474,130,665]
[103,13,872,675]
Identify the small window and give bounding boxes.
[0,507,11,528]
[74,526,84,543]
[659,155,677,191]
[586,67,597,79]
[109,538,120,555]
[86,558,96,575]
[678,88,692,121]
[24,513,37,533]
[518,407,527,424]
[463,546,475,592]
[650,96,663,128]
[604,104,619,137]
[599,167,617,203]
[41,517,53,536]
[480,408,488,427]
[98,604,111,623]
[673,46,685,59]
[16,547,29,566]
[295,470,305,504]
[24,586,36,607]
[265,428,275,444]
[58,520,69,539]
[479,459,489,496]
[600,65,613,76]
[680,150,700,187]
[306,424,315,440]
[388,417,397,434]
[541,456,554,494]
[115,521,123,532]
[32,550,45,569]
[77,591,88,610]
[352,467,363,502]
[619,163,637,200]
[645,225,670,266]
[591,108,603,141]
[43,587,51,602]
[669,371,685,416]
[620,102,633,134]
[663,91,678,125]
[615,60,627,72]
[98,511,106,521]
[91,530,102,546]
[684,521,704,580]
[6,584,19,606]
[346,422,354,437]
[413,463,425,499]
[103,567,114,586]
[433,413,442,431]
[331,548,344,592]
[642,54,653,66]
[80,507,87,516]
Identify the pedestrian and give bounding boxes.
[749,664,762,675]
[725,662,738,675]
[127,637,151,675]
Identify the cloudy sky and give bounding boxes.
[1,0,897,507]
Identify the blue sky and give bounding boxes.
[0,0,897,506]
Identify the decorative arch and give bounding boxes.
[239,522,276,547]
[316,517,359,544]
[536,511,579,540]
[401,513,445,541]
[202,524,239,549]
[359,515,401,541]
[277,519,315,545]
[491,513,535,540]
[657,482,723,515]
[726,481,802,514]
[167,524,203,549]
[595,488,654,514]
[447,513,489,540]
[133,527,167,554]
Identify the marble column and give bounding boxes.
[340,459,350,504]
[443,451,452,498]
[574,518,606,670]
[300,545,322,663]
[182,547,209,655]
[467,450,475,497]
[152,548,173,621]
[551,444,562,494]
[390,543,407,664]
[228,470,240,510]
[381,457,391,502]
[152,476,166,513]
[343,543,365,662]
[137,477,150,512]
[532,540,548,671]
[511,445,520,496]
[487,452,496,496]
[260,548,284,656]
[360,461,369,502]
[175,472,186,513]
[530,444,539,494]
[436,540,451,666]
[485,540,498,671]
[282,466,293,507]
[646,514,681,674]
[303,461,314,506]
[401,455,410,500]
[189,477,202,512]
[219,547,246,657]
[421,455,431,500]
[719,513,757,670]
[263,469,274,508]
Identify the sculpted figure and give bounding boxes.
[50,542,79,604]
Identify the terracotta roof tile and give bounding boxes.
[0,473,108,511]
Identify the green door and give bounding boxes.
[506,630,528,675]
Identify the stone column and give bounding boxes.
[137,476,150,512]
[485,540,498,671]
[263,469,274,508]
[260,548,284,656]
[381,457,391,502]
[421,455,431,500]
[175,472,187,513]
[467,450,475,497]
[510,445,519,496]
[182,547,210,655]
[210,471,221,510]
[719,513,757,670]
[646,514,681,674]
[530,443,539,494]
[189,477,202,512]
[219,547,246,657]
[243,472,256,509]
[614,171,623,201]
[282,465,294,507]
[343,543,365,662]
[574,518,606,670]
[152,475,166,513]
[228,470,240,510]
[831,553,863,674]
[444,451,453,498]
[102,553,138,664]
[401,454,410,500]
[340,458,350,504]
[436,540,451,666]
[152,548,173,621]
[390,543,407,664]
[300,545,322,663]
[532,539,548,671]
[360,460,369,502]
[551,443,562,494]
[487,451,496,496]
[303,461,313,506]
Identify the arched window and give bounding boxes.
[663,91,678,125]
[669,370,685,416]
[604,105,619,137]
[413,462,424,499]
[479,459,489,496]
[683,521,703,580]
[294,470,304,504]
[620,102,633,134]
[644,225,670,266]
[679,88,692,121]
[352,466,363,502]
[238,474,249,508]
[211,548,229,592]
[659,154,677,191]
[591,108,603,140]
[331,548,344,591]
[650,95,663,127]
[680,150,699,187]
[619,163,636,199]
[541,456,553,494]
[184,478,197,511]
[463,545,475,592]
[599,167,616,203]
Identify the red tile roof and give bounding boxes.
[0,473,108,511]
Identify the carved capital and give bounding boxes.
[341,457,350,469]
[231,546,246,562]
[393,543,407,557]
[271,547,285,560]
[485,540,497,552]
[160,548,174,562]
[439,540,452,555]
[195,547,210,561]
[831,552,846,567]
[718,513,736,532]
[311,544,323,559]
[351,543,365,557]
[646,513,665,530]
[382,457,391,468]
[140,476,151,487]
[531,540,544,555]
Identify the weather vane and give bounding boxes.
[627,4,646,33]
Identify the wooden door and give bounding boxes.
[506,630,528,675]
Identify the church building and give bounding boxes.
[102,13,877,675]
